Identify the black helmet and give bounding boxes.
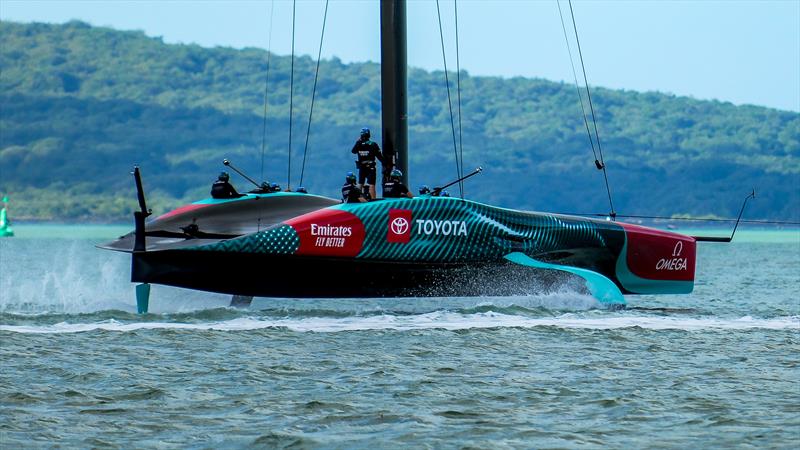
[218,172,230,182]
[345,171,357,184]
[390,168,402,181]
[419,185,431,195]
[360,127,370,138]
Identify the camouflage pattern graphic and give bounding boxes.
[194,196,619,263]
[179,195,695,296]
[350,197,613,262]
[187,196,695,293]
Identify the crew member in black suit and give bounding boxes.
[210,172,243,199]
[383,169,413,199]
[351,127,384,200]
[342,172,367,203]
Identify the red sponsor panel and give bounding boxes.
[619,223,696,281]
[286,209,365,257]
[156,203,209,220]
[387,209,413,243]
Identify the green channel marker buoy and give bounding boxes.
[504,252,626,306]
[136,283,151,314]
[0,196,14,238]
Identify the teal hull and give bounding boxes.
[118,194,696,303]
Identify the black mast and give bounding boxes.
[380,0,408,187]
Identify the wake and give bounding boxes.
[2,312,797,334]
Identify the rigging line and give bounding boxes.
[299,0,329,188]
[568,0,604,166]
[436,0,463,198]
[287,0,296,191]
[556,0,598,165]
[256,0,276,233]
[557,213,800,226]
[454,0,465,198]
[259,0,275,183]
[568,0,615,218]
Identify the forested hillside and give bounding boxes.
[1,21,798,221]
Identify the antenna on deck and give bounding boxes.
[432,167,483,196]
[223,159,262,190]
[693,189,755,243]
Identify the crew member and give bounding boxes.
[341,172,367,203]
[210,172,243,199]
[351,127,384,200]
[383,169,413,199]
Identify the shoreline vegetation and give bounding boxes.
[1,20,798,222]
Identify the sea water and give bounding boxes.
[0,225,798,448]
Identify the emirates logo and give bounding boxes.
[391,217,409,235]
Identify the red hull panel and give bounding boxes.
[619,223,696,283]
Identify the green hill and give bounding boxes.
[1,20,798,221]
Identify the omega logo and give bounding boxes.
[657,240,688,271]
[673,241,683,257]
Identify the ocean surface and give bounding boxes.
[1,225,798,448]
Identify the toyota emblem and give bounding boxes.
[391,217,409,235]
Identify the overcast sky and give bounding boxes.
[3,0,799,111]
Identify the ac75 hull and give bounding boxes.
[115,194,697,302]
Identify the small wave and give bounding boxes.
[1,312,797,334]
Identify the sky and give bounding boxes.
[2,0,799,112]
